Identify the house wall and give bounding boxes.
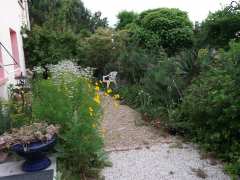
[0,0,29,99]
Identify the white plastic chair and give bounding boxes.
[102,71,118,89]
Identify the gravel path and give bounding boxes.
[101,95,230,180]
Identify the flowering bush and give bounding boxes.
[47,60,95,80]
[31,61,105,177]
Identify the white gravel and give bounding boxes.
[101,95,230,180]
[102,143,230,180]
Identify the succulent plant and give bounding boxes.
[0,123,60,150]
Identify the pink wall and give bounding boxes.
[10,28,21,77]
[0,46,4,81]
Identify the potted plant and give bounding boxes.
[0,123,59,172]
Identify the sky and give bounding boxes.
[82,0,230,27]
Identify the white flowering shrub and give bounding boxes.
[47,60,95,79]
[32,66,44,74]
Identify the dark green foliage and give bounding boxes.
[0,102,10,135]
[143,58,180,107]
[81,28,115,77]
[24,26,80,67]
[129,8,194,54]
[116,11,138,30]
[117,48,199,118]
[25,0,108,67]
[175,49,200,84]
[117,85,142,107]
[169,42,240,176]
[29,0,108,33]
[54,0,92,32]
[127,23,161,49]
[199,4,240,49]
[225,162,240,180]
[29,0,61,26]
[0,89,32,134]
[80,28,130,78]
[118,47,156,84]
[141,49,199,109]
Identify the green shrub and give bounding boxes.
[0,101,10,135]
[136,8,193,54]
[117,85,142,107]
[116,11,138,30]
[118,47,155,84]
[118,84,151,109]
[199,4,240,49]
[24,26,81,67]
[0,90,32,134]
[142,57,182,107]
[169,42,240,177]
[32,72,104,177]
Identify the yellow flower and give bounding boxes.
[94,94,101,104]
[95,82,99,86]
[95,86,100,91]
[104,92,108,96]
[88,107,94,112]
[92,123,96,128]
[107,89,112,94]
[113,94,120,99]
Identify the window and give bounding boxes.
[10,28,21,77]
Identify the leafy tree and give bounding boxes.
[127,8,193,54]
[89,12,108,32]
[55,0,92,32]
[28,0,61,26]
[24,26,80,67]
[141,8,193,53]
[25,0,109,67]
[80,28,127,77]
[126,23,161,50]
[199,4,240,48]
[29,0,108,33]
[118,47,156,83]
[116,11,138,30]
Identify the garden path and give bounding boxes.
[101,95,230,180]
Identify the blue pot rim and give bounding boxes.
[11,136,56,153]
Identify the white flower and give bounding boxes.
[46,60,95,81]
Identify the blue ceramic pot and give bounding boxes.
[11,137,56,172]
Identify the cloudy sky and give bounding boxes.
[82,0,230,26]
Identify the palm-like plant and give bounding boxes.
[175,49,200,85]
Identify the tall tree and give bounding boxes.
[116,11,138,30]
[199,4,240,49]
[29,0,61,26]
[128,8,194,55]
[28,0,108,33]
